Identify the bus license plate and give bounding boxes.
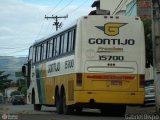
[111,81,122,86]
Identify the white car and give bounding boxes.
[144,80,155,106]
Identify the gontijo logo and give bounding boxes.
[95,23,128,36]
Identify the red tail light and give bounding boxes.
[76,73,82,86]
[140,74,145,88]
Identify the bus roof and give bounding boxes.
[31,15,141,47]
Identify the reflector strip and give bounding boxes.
[87,75,136,80]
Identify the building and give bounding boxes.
[115,0,152,18]
[5,87,18,98]
[125,0,152,19]
[137,0,152,20]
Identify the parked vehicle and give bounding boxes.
[144,79,155,106]
[0,95,4,104]
[11,95,25,105]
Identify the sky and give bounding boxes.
[0,0,123,57]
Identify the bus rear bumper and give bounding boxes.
[74,91,144,105]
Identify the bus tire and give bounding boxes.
[34,104,41,111]
[55,91,63,114]
[62,91,73,115]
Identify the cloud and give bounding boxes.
[0,0,53,56]
[0,27,15,36]
[0,0,93,56]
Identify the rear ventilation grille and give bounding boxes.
[68,81,74,101]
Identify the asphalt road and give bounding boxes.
[0,103,157,120]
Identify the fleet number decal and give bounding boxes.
[99,55,124,61]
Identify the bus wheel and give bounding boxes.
[55,92,63,114]
[62,92,73,115]
[34,104,42,111]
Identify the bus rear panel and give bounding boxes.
[74,15,145,106]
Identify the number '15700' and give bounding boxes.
[99,55,124,61]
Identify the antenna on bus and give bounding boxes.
[45,14,68,31]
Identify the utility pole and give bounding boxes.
[152,0,160,114]
[45,15,68,31]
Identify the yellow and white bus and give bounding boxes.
[23,15,145,115]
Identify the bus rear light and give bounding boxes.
[87,75,135,80]
[76,73,82,86]
[139,74,145,88]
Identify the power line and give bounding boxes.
[46,0,64,15]
[36,0,88,38]
[53,0,74,15]
[125,1,136,16]
[49,24,54,34]
[35,18,46,39]
[36,0,64,39]
[60,0,90,26]
[43,20,52,35]
[116,0,127,14]
[67,0,89,15]
[45,15,68,31]
[112,0,124,15]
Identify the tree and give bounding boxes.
[10,91,21,96]
[19,86,27,97]
[10,81,17,87]
[16,78,26,87]
[0,71,12,93]
[16,78,27,97]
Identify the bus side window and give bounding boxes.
[32,47,36,63]
[47,39,53,59]
[47,40,50,59]
[43,42,47,60]
[39,46,42,62]
[70,29,76,51]
[36,45,41,62]
[68,31,72,52]
[35,46,38,62]
[63,32,68,54]
[68,29,76,52]
[72,29,76,51]
[60,34,64,55]
[53,38,57,57]
[29,47,33,61]
[56,36,60,56]
[41,44,44,61]
[49,39,53,58]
